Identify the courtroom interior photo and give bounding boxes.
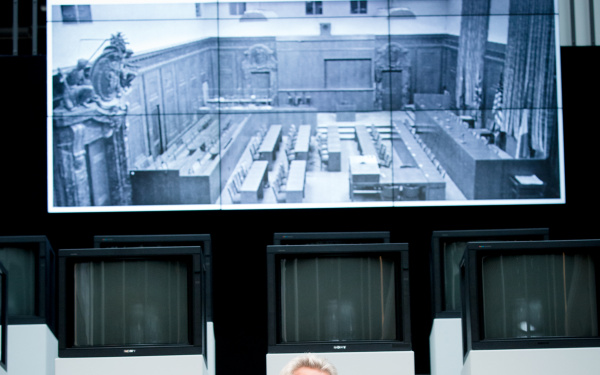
[2,1,600,375]
[47,0,562,211]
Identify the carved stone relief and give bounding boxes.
[52,33,135,207]
[241,44,278,99]
[374,42,411,110]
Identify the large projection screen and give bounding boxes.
[47,0,564,212]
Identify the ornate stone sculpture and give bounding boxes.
[374,42,411,110]
[53,33,135,207]
[241,44,277,98]
[55,58,95,110]
[90,32,137,104]
[54,33,137,111]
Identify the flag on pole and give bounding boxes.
[516,109,530,159]
[491,74,503,133]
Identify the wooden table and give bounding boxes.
[348,155,380,200]
[379,122,446,201]
[327,125,341,171]
[258,125,282,170]
[206,97,272,106]
[240,160,269,203]
[293,125,312,160]
[285,160,307,203]
[355,125,378,157]
[510,174,545,198]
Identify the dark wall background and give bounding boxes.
[1,46,597,375]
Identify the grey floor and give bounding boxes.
[219,111,465,205]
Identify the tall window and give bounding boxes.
[61,5,92,23]
[306,1,323,15]
[350,1,367,14]
[229,2,247,15]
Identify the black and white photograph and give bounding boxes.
[47,0,564,212]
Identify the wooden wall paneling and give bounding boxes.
[205,47,220,100]
[188,52,203,115]
[160,64,181,146]
[415,48,442,94]
[442,46,458,109]
[176,56,193,129]
[124,79,149,169]
[276,37,379,111]
[324,58,372,89]
[143,69,164,158]
[275,39,323,108]
[276,41,322,89]
[218,50,237,97]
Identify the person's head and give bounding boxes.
[280,353,338,375]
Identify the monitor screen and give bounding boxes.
[481,252,596,340]
[0,236,56,330]
[93,234,213,322]
[46,0,565,212]
[58,246,206,359]
[273,231,391,245]
[74,259,189,347]
[267,243,410,353]
[430,228,549,318]
[461,239,600,353]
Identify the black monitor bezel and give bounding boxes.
[0,235,56,332]
[93,234,213,322]
[0,262,8,371]
[58,245,206,361]
[430,228,550,319]
[267,242,411,353]
[273,231,391,245]
[461,239,600,357]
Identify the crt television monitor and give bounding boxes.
[0,235,56,332]
[461,239,600,355]
[273,231,391,245]
[267,243,411,353]
[58,246,206,361]
[430,228,549,319]
[93,234,213,322]
[0,262,7,371]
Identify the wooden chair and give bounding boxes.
[285,146,295,164]
[227,186,241,204]
[231,175,242,194]
[378,143,387,159]
[249,140,261,160]
[271,185,286,203]
[233,170,244,189]
[277,163,288,185]
[318,145,329,170]
[240,163,249,178]
[379,152,392,168]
